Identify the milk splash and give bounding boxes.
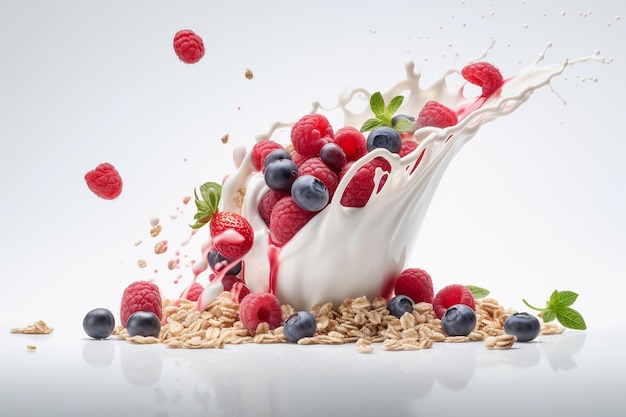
[203,45,607,312]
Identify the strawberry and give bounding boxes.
[269,196,316,245]
[339,157,391,208]
[238,292,283,333]
[394,268,434,304]
[84,162,123,200]
[432,284,476,319]
[120,281,162,327]
[209,211,254,260]
[461,62,504,97]
[222,275,251,303]
[173,29,205,64]
[334,126,368,162]
[290,114,334,158]
[416,101,458,129]
[251,140,283,171]
[298,157,339,200]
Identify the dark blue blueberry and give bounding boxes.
[207,249,242,275]
[82,308,115,339]
[264,158,298,192]
[126,311,161,338]
[504,312,541,342]
[291,175,329,211]
[319,142,347,172]
[367,126,402,153]
[283,311,317,343]
[387,295,415,318]
[263,148,292,169]
[441,304,476,336]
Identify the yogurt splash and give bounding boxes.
[201,45,607,312]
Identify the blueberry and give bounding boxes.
[367,126,402,153]
[207,249,242,275]
[263,148,291,169]
[126,311,161,338]
[82,308,115,339]
[291,175,329,211]
[319,142,347,172]
[283,311,317,343]
[387,295,415,318]
[264,158,298,192]
[441,304,476,336]
[504,312,541,342]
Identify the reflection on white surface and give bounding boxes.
[1,328,623,417]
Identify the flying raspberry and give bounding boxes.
[173,29,205,64]
[461,62,504,97]
[84,162,123,200]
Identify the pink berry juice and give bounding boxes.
[200,45,607,312]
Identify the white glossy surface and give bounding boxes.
[2,327,624,416]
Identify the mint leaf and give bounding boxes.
[386,95,404,116]
[370,92,385,117]
[360,118,384,133]
[555,307,587,330]
[523,289,586,330]
[191,181,222,229]
[466,285,490,299]
[394,118,416,133]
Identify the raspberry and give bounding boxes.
[258,190,287,226]
[251,140,283,171]
[184,282,204,302]
[298,157,339,200]
[432,284,475,319]
[222,275,251,303]
[334,126,368,162]
[290,114,334,158]
[416,101,458,129]
[461,62,504,97]
[291,151,310,168]
[394,268,434,304]
[173,29,205,64]
[238,292,283,333]
[84,162,123,200]
[339,157,391,208]
[269,196,316,245]
[209,211,254,260]
[398,140,418,157]
[120,281,162,327]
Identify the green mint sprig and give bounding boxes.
[190,181,222,229]
[466,285,490,299]
[523,290,587,330]
[359,92,415,133]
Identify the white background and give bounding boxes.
[1,0,624,331]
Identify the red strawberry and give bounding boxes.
[173,29,205,64]
[416,101,458,129]
[258,190,287,226]
[334,126,368,162]
[461,62,504,97]
[210,211,254,260]
[432,284,476,319]
[339,157,391,208]
[120,281,162,327]
[291,114,334,158]
[298,157,339,200]
[239,292,283,333]
[184,282,204,302]
[251,140,283,171]
[84,162,123,200]
[222,275,251,303]
[269,196,316,245]
[394,268,434,304]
